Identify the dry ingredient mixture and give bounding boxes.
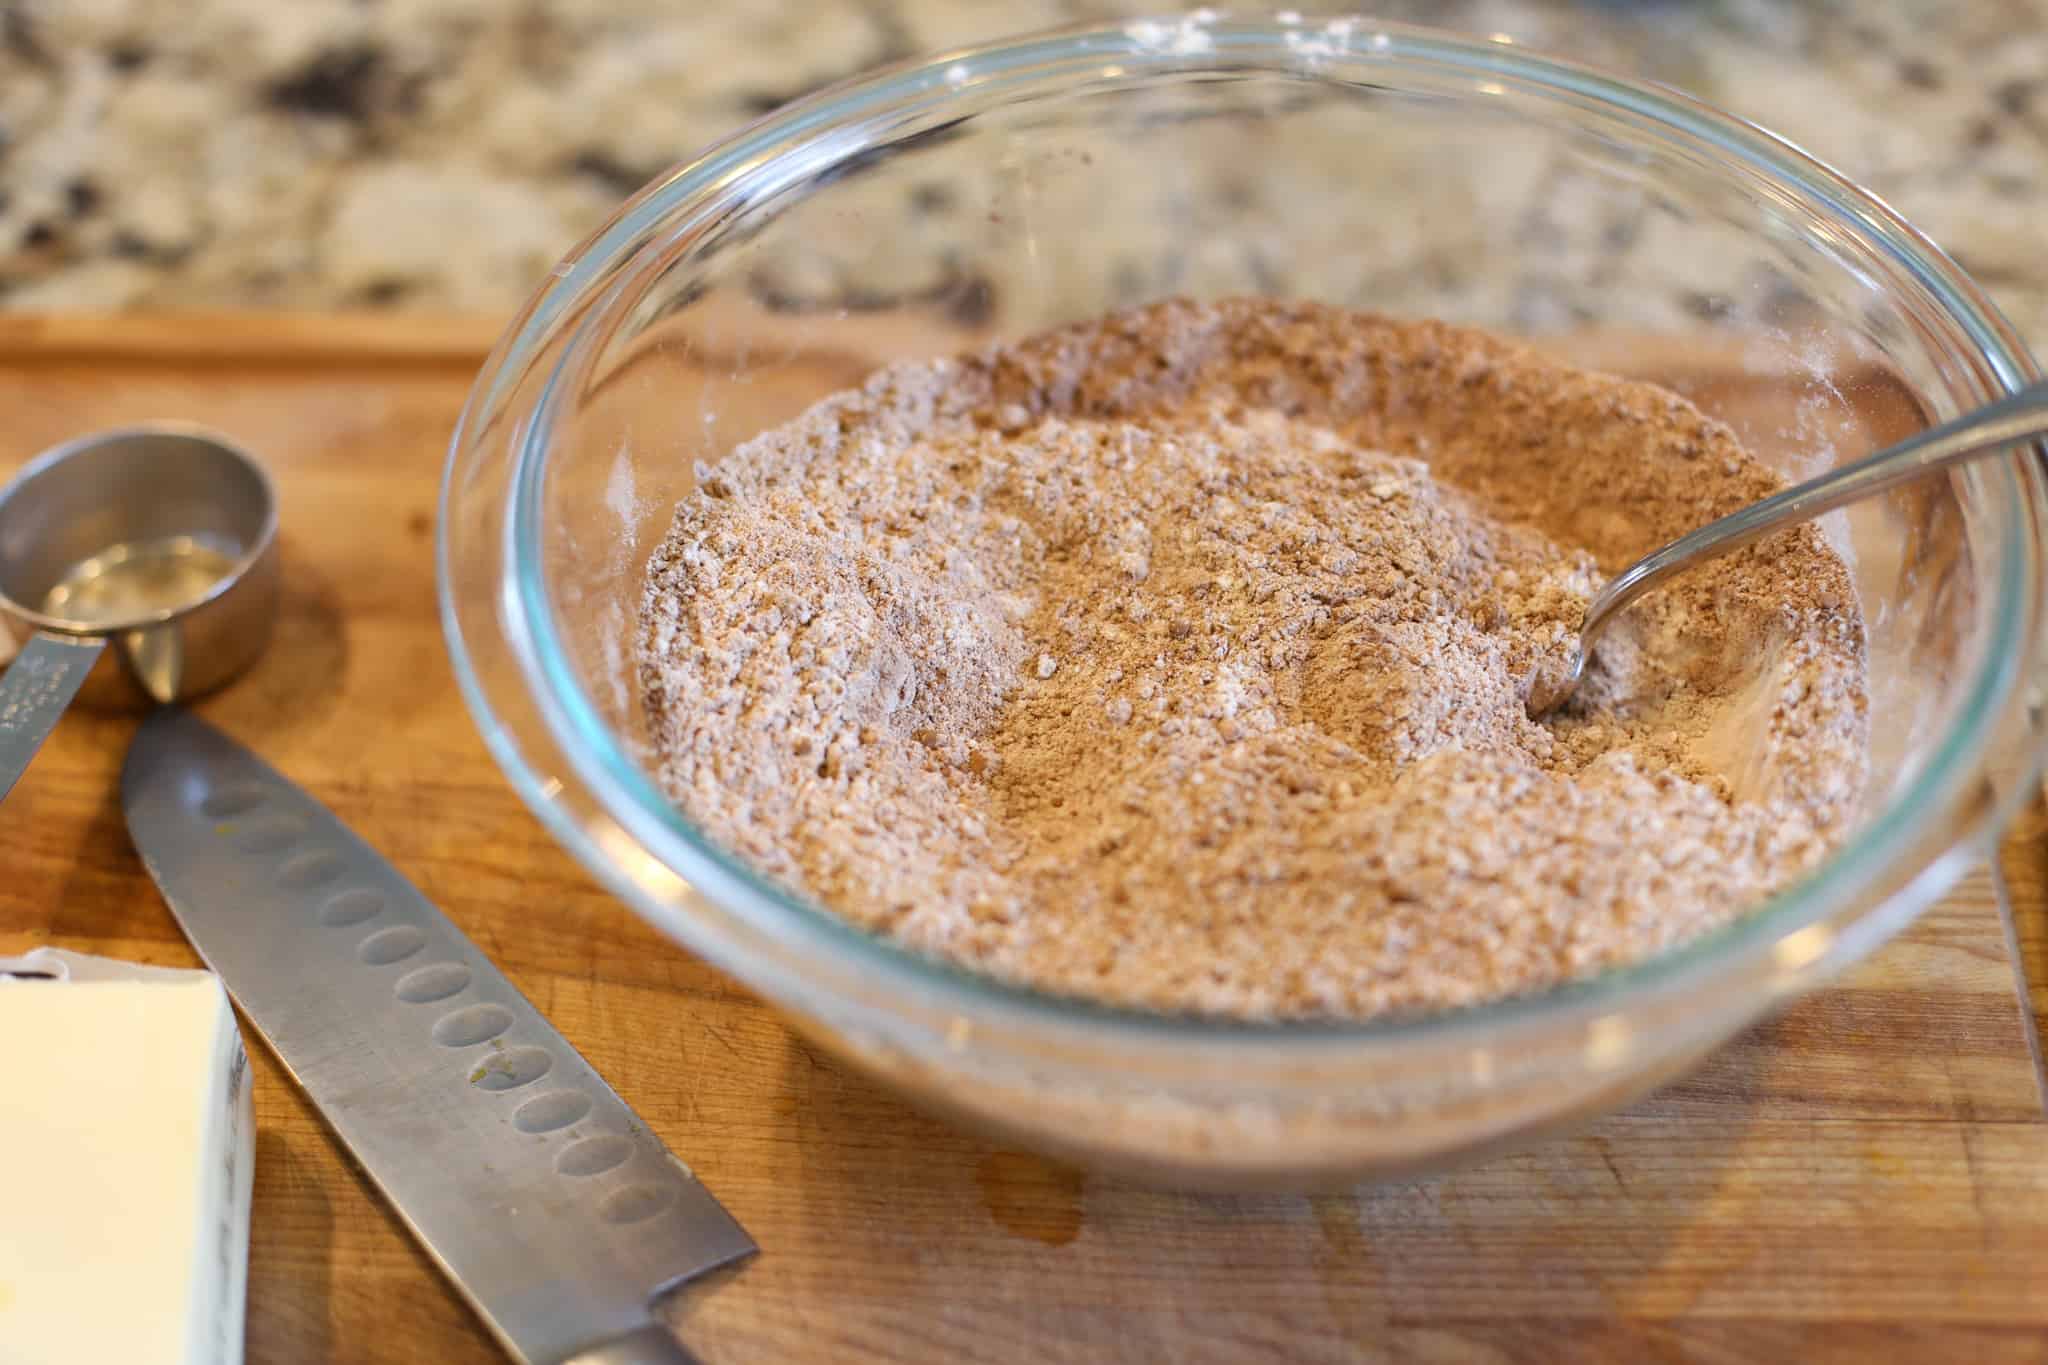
[638,298,1868,1021]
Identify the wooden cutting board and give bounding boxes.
[2,315,2047,1365]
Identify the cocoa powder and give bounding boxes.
[638,298,1868,1020]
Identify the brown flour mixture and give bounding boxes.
[638,298,1868,1020]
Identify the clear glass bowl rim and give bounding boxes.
[442,14,2045,1057]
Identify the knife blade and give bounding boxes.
[122,708,755,1365]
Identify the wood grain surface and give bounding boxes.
[1,317,2045,1365]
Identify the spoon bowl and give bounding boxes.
[1531,378,2048,716]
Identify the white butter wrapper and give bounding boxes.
[0,949,255,1365]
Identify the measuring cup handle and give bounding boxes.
[0,632,107,803]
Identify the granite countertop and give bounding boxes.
[2,0,2045,350]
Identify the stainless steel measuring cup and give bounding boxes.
[0,425,279,801]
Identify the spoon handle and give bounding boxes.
[1581,378,2048,645]
[0,631,107,803]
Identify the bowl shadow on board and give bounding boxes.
[663,1017,1766,1356]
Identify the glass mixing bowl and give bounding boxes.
[441,15,2048,1188]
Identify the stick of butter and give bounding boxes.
[0,948,255,1365]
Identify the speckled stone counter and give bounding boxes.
[2,0,2044,351]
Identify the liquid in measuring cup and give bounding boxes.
[40,537,239,626]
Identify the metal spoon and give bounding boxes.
[1530,378,2048,716]
[0,425,279,802]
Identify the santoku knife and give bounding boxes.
[122,707,755,1365]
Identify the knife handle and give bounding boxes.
[0,632,105,802]
[562,1324,706,1365]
